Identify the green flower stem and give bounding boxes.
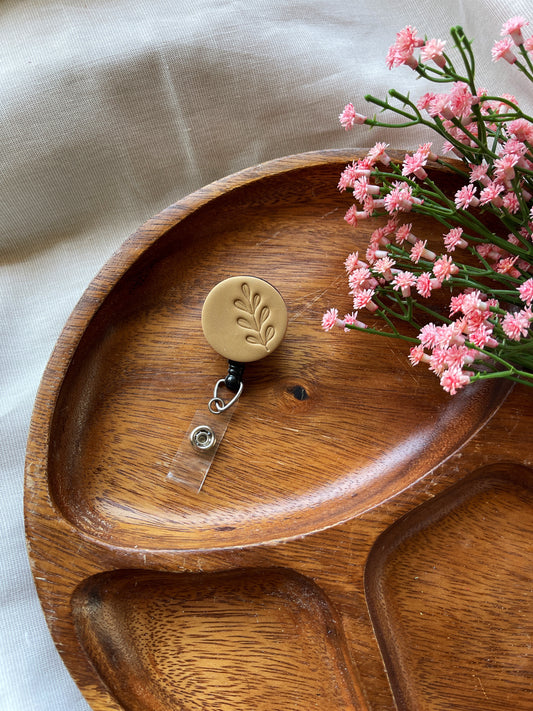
[413,64,454,83]
[518,43,533,77]
[450,26,476,91]
[367,165,533,257]
[513,57,533,83]
[345,323,419,343]
[477,96,533,124]
[470,370,533,387]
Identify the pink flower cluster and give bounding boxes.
[328,19,533,393]
[338,144,431,228]
[492,16,533,63]
[385,26,432,70]
[323,138,533,393]
[416,86,533,164]
[409,285,533,393]
[382,20,533,71]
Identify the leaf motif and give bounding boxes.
[264,325,275,345]
[233,281,277,353]
[234,298,250,313]
[237,316,255,330]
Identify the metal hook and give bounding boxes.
[208,378,244,414]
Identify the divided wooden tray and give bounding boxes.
[25,150,533,710]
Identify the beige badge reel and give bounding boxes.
[168,276,288,492]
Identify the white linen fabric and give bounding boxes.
[1,1,531,708]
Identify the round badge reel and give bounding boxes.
[168,276,288,492]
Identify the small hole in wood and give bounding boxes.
[287,385,309,401]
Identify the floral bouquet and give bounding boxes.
[323,17,533,394]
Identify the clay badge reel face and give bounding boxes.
[201,276,288,364]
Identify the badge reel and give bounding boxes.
[168,276,288,492]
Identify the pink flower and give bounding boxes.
[496,256,519,276]
[337,172,353,192]
[392,270,417,296]
[476,243,501,263]
[409,344,428,366]
[479,181,505,207]
[374,256,396,279]
[344,252,366,273]
[365,243,379,264]
[494,153,519,182]
[443,227,468,252]
[420,38,446,67]
[429,348,450,375]
[409,240,425,264]
[352,176,380,202]
[342,312,367,331]
[503,138,528,157]
[454,184,479,209]
[322,308,339,331]
[395,223,413,245]
[461,290,491,317]
[440,366,471,395]
[344,205,369,226]
[370,226,388,247]
[349,267,373,292]
[448,82,476,119]
[362,195,377,214]
[525,37,533,52]
[434,323,459,349]
[352,176,370,202]
[502,310,531,340]
[384,216,400,235]
[410,239,436,263]
[491,37,517,63]
[419,322,440,349]
[402,152,428,180]
[417,272,441,298]
[469,162,490,185]
[339,103,367,130]
[428,93,453,119]
[353,288,378,312]
[469,323,498,349]
[417,92,437,111]
[338,160,372,191]
[508,118,533,142]
[518,277,533,305]
[433,254,458,281]
[502,192,520,214]
[383,182,419,213]
[449,293,466,316]
[386,26,423,69]
[501,16,529,45]
[367,142,391,166]
[443,344,475,368]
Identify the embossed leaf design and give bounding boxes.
[233,282,276,352]
[259,306,270,325]
[237,316,255,329]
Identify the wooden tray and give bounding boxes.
[25,149,533,710]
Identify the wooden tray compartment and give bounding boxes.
[366,463,533,711]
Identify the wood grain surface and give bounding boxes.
[24,149,532,710]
